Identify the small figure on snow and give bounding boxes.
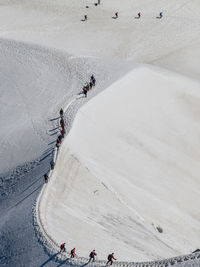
[84,15,88,21]
[83,86,88,98]
[56,137,61,148]
[137,12,141,18]
[87,82,91,90]
[106,253,117,265]
[70,248,76,258]
[60,108,64,117]
[60,118,65,129]
[60,118,64,125]
[61,128,65,138]
[44,173,48,183]
[159,12,163,18]
[89,81,93,89]
[91,75,96,86]
[60,243,66,252]
[115,12,118,18]
[50,161,55,170]
[89,249,97,262]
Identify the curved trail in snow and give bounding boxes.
[35,92,200,267]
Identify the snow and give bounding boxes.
[0,39,132,172]
[41,66,200,261]
[0,0,200,266]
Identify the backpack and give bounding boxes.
[90,251,94,257]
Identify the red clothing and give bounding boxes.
[91,251,95,257]
[61,129,65,136]
[107,254,116,265]
[71,248,76,258]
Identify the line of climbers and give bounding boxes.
[43,81,117,265]
[82,75,96,98]
[43,74,96,183]
[55,107,66,150]
[83,3,163,21]
[43,107,66,183]
[60,243,117,265]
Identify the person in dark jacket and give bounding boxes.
[61,128,65,138]
[44,173,48,183]
[71,248,76,258]
[106,253,116,265]
[50,161,55,170]
[83,86,88,98]
[60,108,64,117]
[60,243,66,252]
[89,249,97,262]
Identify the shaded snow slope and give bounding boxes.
[41,66,200,261]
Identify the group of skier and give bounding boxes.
[60,243,116,265]
[82,75,96,98]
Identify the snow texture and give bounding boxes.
[1,0,200,266]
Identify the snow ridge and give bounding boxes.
[34,90,200,267]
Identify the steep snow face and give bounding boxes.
[42,66,200,261]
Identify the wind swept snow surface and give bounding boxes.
[41,66,200,261]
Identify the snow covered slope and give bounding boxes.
[0,0,200,75]
[0,39,133,173]
[1,0,200,266]
[41,66,200,261]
